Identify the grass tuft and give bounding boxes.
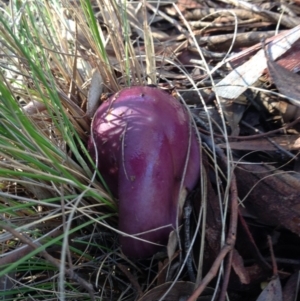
[0,0,219,299]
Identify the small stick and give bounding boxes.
[217,172,238,301]
[184,198,195,282]
[117,263,143,297]
[238,210,271,270]
[241,120,295,160]
[187,244,232,301]
[197,117,300,141]
[267,235,278,276]
[187,171,238,301]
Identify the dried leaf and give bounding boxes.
[266,47,300,107]
[232,249,250,285]
[235,163,300,235]
[23,100,46,115]
[220,101,246,136]
[176,0,202,13]
[167,229,178,261]
[256,277,282,301]
[87,69,103,118]
[282,271,300,301]
[218,135,300,151]
[262,97,300,122]
[178,188,188,219]
[274,40,300,74]
[214,25,300,100]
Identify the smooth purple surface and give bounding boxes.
[88,86,200,258]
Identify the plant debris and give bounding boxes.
[0,0,300,300]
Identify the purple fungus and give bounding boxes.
[88,86,200,258]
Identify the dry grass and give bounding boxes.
[0,0,234,300]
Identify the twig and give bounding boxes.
[217,172,238,301]
[267,235,278,276]
[221,0,299,28]
[116,263,143,297]
[218,249,233,301]
[187,171,238,301]
[187,244,232,301]
[184,198,195,282]
[241,120,295,160]
[0,217,96,301]
[0,245,33,266]
[198,117,300,141]
[238,210,271,271]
